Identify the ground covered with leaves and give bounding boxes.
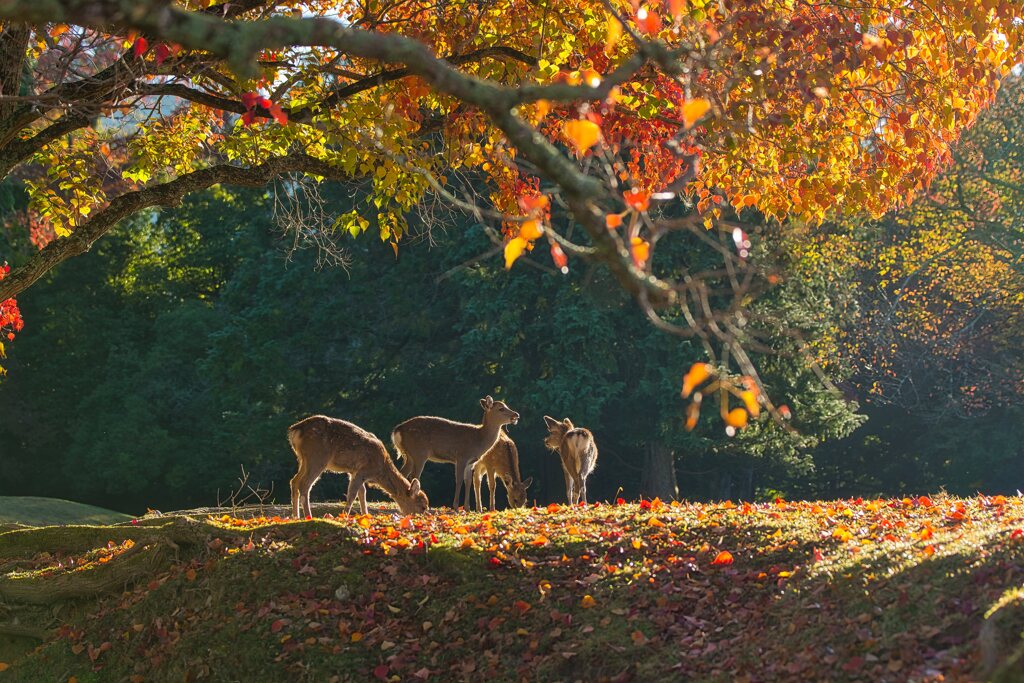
[2,496,1024,682]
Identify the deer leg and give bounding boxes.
[578,476,588,505]
[461,463,475,511]
[358,481,369,515]
[289,470,303,519]
[489,473,498,512]
[345,473,368,516]
[473,466,484,513]
[452,464,463,510]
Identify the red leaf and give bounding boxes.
[241,92,259,110]
[132,38,149,57]
[550,243,568,272]
[241,111,257,126]
[373,664,390,681]
[268,104,288,125]
[624,188,651,212]
[154,43,171,66]
[270,619,285,633]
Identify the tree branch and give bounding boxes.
[0,153,346,301]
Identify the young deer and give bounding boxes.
[392,396,520,510]
[472,430,533,511]
[288,415,428,519]
[543,416,598,505]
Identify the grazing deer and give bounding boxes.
[472,430,533,511]
[543,416,598,505]
[288,415,428,519]
[392,395,520,510]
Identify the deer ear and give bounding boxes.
[543,415,558,429]
[409,478,421,495]
[563,418,575,430]
[523,477,533,488]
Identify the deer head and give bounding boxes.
[506,476,534,508]
[397,478,429,515]
[481,395,519,427]
[543,415,574,450]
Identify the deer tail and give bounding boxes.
[391,429,405,464]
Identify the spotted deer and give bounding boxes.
[392,396,520,510]
[543,416,598,505]
[472,430,533,511]
[288,415,428,519]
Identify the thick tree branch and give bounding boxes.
[0,153,346,301]
[0,0,678,307]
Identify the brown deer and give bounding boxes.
[543,416,598,505]
[392,396,520,510]
[472,430,533,511]
[288,415,428,519]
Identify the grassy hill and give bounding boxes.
[1,496,1023,681]
[0,497,132,527]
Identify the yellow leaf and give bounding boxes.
[606,15,622,52]
[504,236,529,269]
[740,390,760,417]
[351,631,364,642]
[563,119,601,153]
[581,594,596,608]
[682,98,712,129]
[535,99,551,121]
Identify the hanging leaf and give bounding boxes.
[550,243,569,273]
[505,237,529,269]
[519,219,544,240]
[682,363,713,398]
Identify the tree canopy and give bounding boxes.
[0,0,1021,415]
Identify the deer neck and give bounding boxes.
[374,458,410,502]
[476,416,504,455]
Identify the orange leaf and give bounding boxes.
[580,594,596,608]
[684,401,700,431]
[682,98,712,129]
[606,213,623,229]
[725,408,749,429]
[519,219,544,241]
[513,599,532,614]
[563,119,601,153]
[504,236,529,270]
[647,516,665,527]
[624,188,651,212]
[0,662,9,672]
[630,237,650,267]
[535,99,551,120]
[668,0,686,19]
[711,550,734,565]
[351,631,363,642]
[530,534,550,546]
[185,568,197,582]
[635,7,662,35]
[681,362,713,398]
[631,630,648,645]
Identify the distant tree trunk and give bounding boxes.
[640,442,678,500]
[719,470,732,500]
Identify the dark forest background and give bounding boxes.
[2,82,1022,516]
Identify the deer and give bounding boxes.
[392,395,520,510]
[472,430,533,511]
[288,415,429,519]
[543,416,598,505]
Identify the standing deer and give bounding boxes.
[543,416,598,505]
[392,395,520,510]
[288,415,428,519]
[472,430,533,511]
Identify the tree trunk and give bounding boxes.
[640,442,679,500]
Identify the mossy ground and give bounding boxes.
[1,495,1023,681]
